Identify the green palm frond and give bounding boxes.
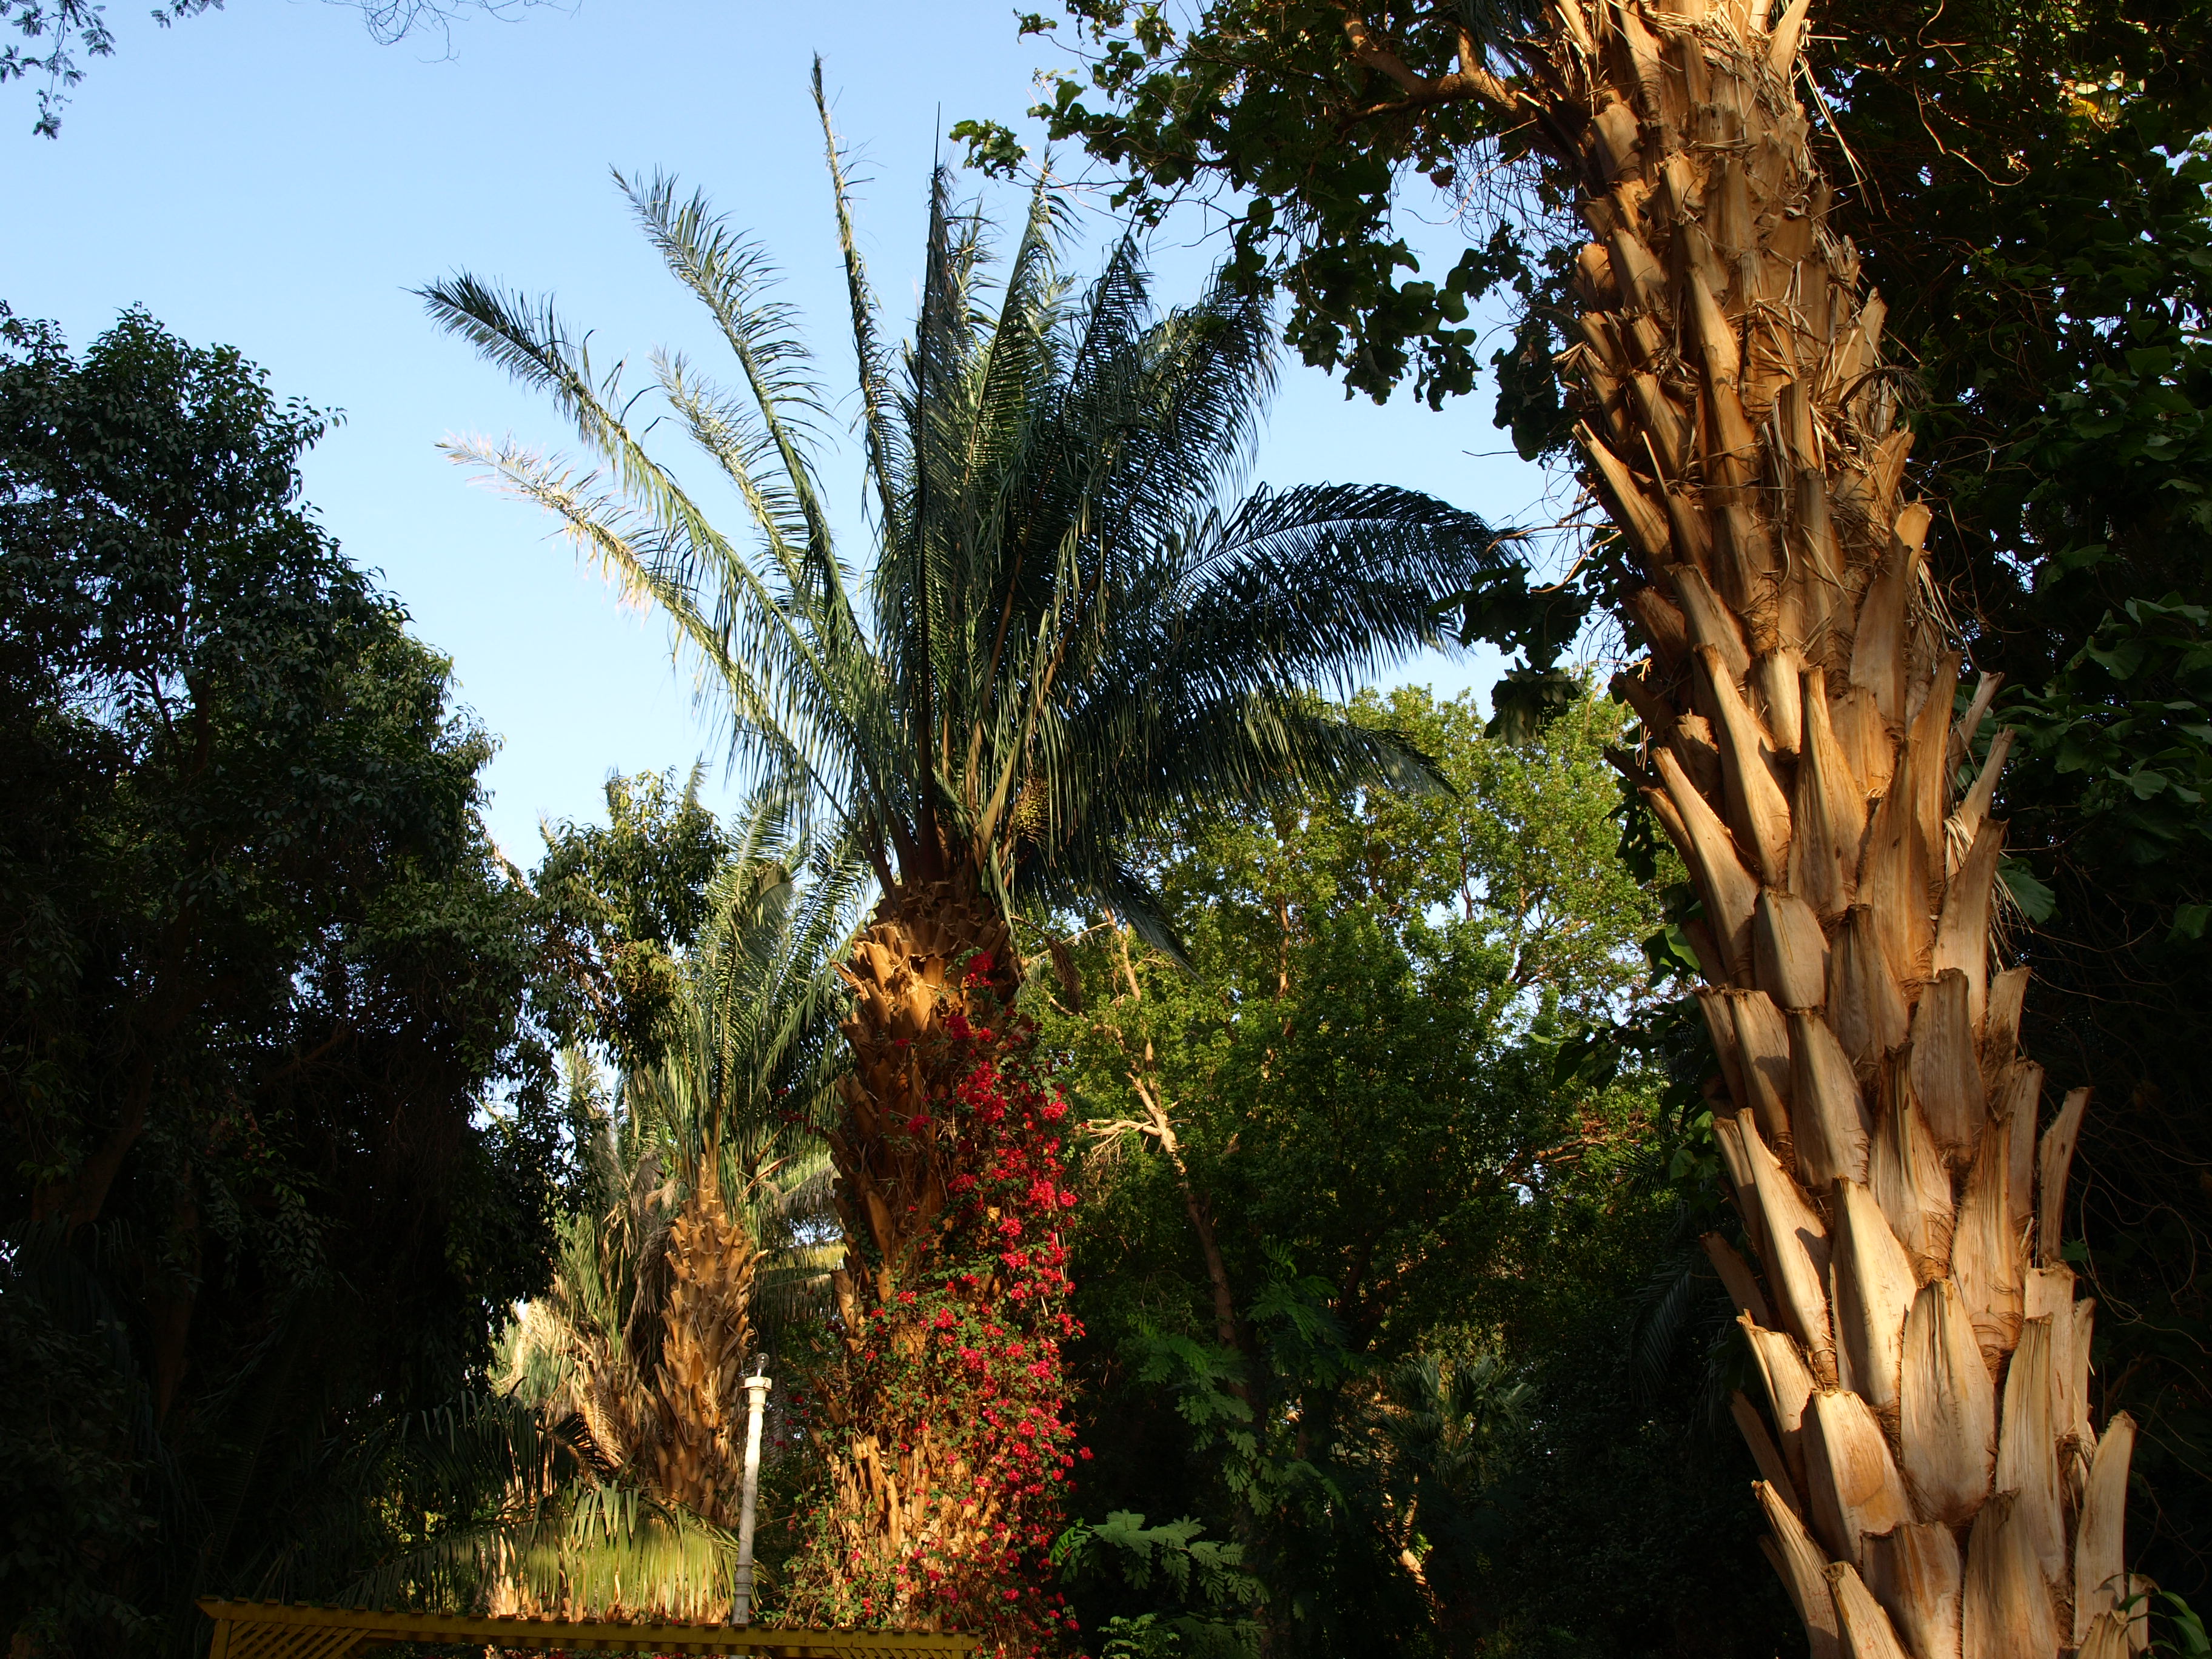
[623,797,868,1188]
[812,59,904,539]
[746,1158,840,1349]
[422,284,874,842]
[426,80,1517,931]
[353,1466,746,1621]
[618,167,843,588]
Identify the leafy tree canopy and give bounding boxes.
[0,307,568,1655]
[532,766,731,1072]
[1029,685,1789,1657]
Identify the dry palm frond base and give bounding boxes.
[1511,0,2139,1655]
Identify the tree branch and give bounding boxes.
[1332,2,1522,127]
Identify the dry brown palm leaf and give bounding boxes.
[1829,907,1911,1071]
[1744,1313,1820,1490]
[1952,1123,2026,1369]
[1865,1523,1963,1659]
[1708,1231,1777,1327]
[1794,1011,1872,1187]
[1736,1389,1805,1513]
[1899,1278,1996,1526]
[1909,971,1984,1162]
[2023,1269,2085,1454]
[1831,1179,1916,1411]
[1962,1493,2059,1659]
[2074,1414,2137,1646]
[2036,1089,2090,1269]
[1869,1055,1952,1277]
[1741,1114,1838,1378]
[1993,1318,2065,1583]
[1737,988,1798,1144]
[1832,1560,1917,1659]
[1805,1388,1915,1564]
[1761,1478,1845,1659]
[1791,666,1869,919]
[1757,888,1830,1011]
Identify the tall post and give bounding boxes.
[732,1355,771,1626]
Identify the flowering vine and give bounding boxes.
[783,945,1085,1655]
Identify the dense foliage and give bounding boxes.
[363,796,867,1625]
[0,310,569,1654]
[532,768,733,1073]
[10,0,2207,1640]
[423,86,1522,1631]
[972,0,2212,1600]
[1030,686,1795,1658]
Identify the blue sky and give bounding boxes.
[2,0,1553,859]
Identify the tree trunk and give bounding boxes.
[809,874,1079,1649]
[1528,3,2138,1654]
[649,1159,758,1529]
[822,876,1017,1572]
[829,876,1017,1330]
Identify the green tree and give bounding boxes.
[0,309,567,1655]
[988,0,2172,1649]
[358,802,867,1623]
[421,67,1513,1643]
[982,0,2212,1589]
[532,766,732,1073]
[1034,686,1777,1656]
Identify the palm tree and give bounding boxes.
[1386,2,2133,1654]
[466,806,862,1618]
[510,805,859,1516]
[344,811,857,1624]
[1375,1353,1528,1640]
[422,67,1512,1620]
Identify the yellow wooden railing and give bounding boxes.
[196,1599,976,1659]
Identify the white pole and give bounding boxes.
[732,1356,771,1626]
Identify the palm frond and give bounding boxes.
[811,56,904,540]
[427,98,1509,959]
[351,1473,745,1621]
[618,169,843,590]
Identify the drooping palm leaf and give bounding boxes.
[422,95,1521,928]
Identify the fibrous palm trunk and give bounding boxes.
[649,1158,760,1529]
[490,1165,760,1622]
[549,1163,760,1533]
[820,876,1026,1597]
[1529,3,2140,1654]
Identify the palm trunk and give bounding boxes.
[828,876,1017,1332]
[823,874,1016,1564]
[649,1159,759,1529]
[812,874,1079,1643]
[1527,3,2137,1654]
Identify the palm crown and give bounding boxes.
[422,74,1512,946]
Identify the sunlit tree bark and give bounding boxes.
[1514,2,2139,1653]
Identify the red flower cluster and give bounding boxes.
[815,971,1085,1654]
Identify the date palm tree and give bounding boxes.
[1371,1,2137,1652]
[394,805,863,1622]
[509,803,861,1535]
[421,69,1511,1610]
